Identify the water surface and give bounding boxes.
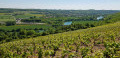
[97,16,103,20]
[64,21,72,25]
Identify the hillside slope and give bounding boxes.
[0,22,120,58]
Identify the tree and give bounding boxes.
[19,29,27,38]
[19,29,27,35]
[27,30,35,36]
[90,24,95,27]
[42,31,49,36]
[0,32,6,41]
[12,32,19,39]
[85,23,90,28]
[48,28,55,34]
[6,21,16,26]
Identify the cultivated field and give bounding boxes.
[0,22,120,58]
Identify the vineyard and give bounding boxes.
[0,22,120,58]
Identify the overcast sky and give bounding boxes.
[0,0,120,10]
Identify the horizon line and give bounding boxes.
[0,7,120,11]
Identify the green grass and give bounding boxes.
[0,25,51,31]
[0,13,8,15]
[28,14,44,17]
[0,22,120,58]
[72,21,98,24]
[15,14,44,18]
[0,15,15,22]
[15,15,33,18]
[0,19,15,22]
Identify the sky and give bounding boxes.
[0,0,120,10]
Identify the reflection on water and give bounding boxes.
[36,30,44,33]
[64,21,72,25]
[97,16,103,20]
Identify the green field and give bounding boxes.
[0,13,14,22]
[15,14,43,18]
[0,25,51,31]
[0,12,43,22]
[0,15,15,22]
[72,21,99,24]
[0,19,15,22]
[15,15,32,18]
[0,22,120,58]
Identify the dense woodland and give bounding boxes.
[0,8,120,58]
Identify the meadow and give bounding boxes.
[0,24,51,31]
[0,15,15,22]
[0,11,43,22]
[15,14,44,18]
[72,21,98,24]
[0,19,15,22]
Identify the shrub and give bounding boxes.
[6,21,16,26]
[38,48,43,58]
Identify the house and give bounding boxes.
[16,18,22,24]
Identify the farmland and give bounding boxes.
[0,25,51,31]
[0,15,15,22]
[0,9,120,42]
[0,21,120,58]
[0,8,120,58]
[15,14,44,18]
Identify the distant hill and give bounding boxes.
[0,8,120,17]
